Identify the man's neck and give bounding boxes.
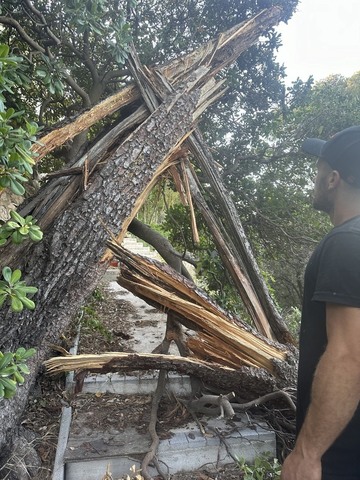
[331,200,360,226]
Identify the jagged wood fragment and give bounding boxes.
[44,351,290,400]
[186,165,274,339]
[107,242,291,375]
[187,131,293,344]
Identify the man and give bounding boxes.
[281,126,360,480]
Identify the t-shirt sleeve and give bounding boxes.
[313,231,360,306]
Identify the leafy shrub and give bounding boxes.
[0,266,38,312]
[0,347,36,399]
[237,454,281,479]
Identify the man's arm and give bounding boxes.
[281,303,360,480]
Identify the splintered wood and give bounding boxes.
[107,241,287,374]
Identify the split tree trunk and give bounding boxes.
[0,6,291,457]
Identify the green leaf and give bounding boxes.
[11,230,25,244]
[17,363,30,375]
[18,296,35,310]
[29,229,43,242]
[10,210,25,225]
[0,376,17,391]
[35,69,47,78]
[0,365,17,377]
[2,266,12,283]
[3,388,16,399]
[9,178,25,196]
[19,226,29,235]
[10,269,21,283]
[13,370,25,384]
[17,285,38,294]
[20,348,36,360]
[10,296,23,312]
[5,221,20,229]
[15,347,26,358]
[0,294,7,307]
[0,45,10,58]
[0,352,14,370]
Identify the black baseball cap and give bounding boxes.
[302,125,360,187]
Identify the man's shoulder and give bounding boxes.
[322,215,360,245]
[333,215,360,235]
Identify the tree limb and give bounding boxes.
[0,16,46,54]
[22,0,61,46]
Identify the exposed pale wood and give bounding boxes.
[44,351,235,374]
[31,85,140,161]
[43,351,288,400]
[181,160,200,244]
[107,242,289,374]
[159,7,283,87]
[169,164,188,206]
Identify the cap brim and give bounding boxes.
[302,138,326,157]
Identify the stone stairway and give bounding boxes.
[121,234,163,261]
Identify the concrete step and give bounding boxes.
[57,373,275,480]
[121,235,162,261]
[64,414,275,480]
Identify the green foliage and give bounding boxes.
[0,347,36,399]
[0,266,38,312]
[237,454,281,479]
[284,306,301,338]
[162,202,246,315]
[0,44,41,402]
[0,210,43,245]
[0,44,39,195]
[0,44,31,111]
[80,289,112,341]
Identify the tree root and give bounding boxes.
[141,368,167,480]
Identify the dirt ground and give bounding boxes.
[19,280,257,480]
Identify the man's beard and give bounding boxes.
[312,191,332,214]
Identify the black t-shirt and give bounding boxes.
[297,215,360,476]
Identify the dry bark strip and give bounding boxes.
[186,132,293,345]
[30,85,141,161]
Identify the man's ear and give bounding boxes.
[328,170,341,190]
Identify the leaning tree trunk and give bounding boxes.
[0,85,205,452]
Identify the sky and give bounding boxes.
[275,0,360,84]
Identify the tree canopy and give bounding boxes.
[2,0,359,319]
